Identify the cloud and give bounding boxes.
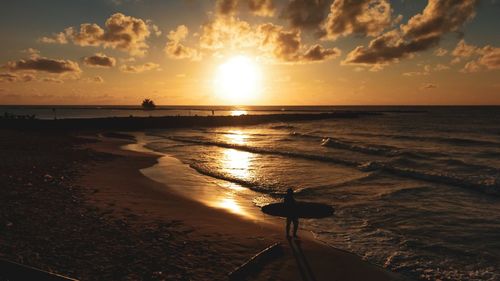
[40,13,153,56]
[21,48,41,58]
[83,53,116,68]
[5,57,81,74]
[302,44,341,61]
[120,62,160,73]
[165,25,200,60]
[257,23,301,61]
[216,0,275,16]
[0,73,19,82]
[92,76,105,83]
[257,22,339,63]
[455,42,500,73]
[0,73,36,83]
[248,0,275,17]
[42,77,64,83]
[281,0,332,30]
[199,16,255,51]
[343,0,479,68]
[478,46,500,70]
[422,83,437,89]
[216,0,239,15]
[198,16,339,63]
[434,47,448,57]
[81,76,105,83]
[322,0,393,40]
[452,39,477,58]
[39,29,71,44]
[403,63,449,76]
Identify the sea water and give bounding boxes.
[138,106,500,281]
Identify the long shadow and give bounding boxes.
[287,237,317,281]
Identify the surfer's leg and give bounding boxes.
[286,217,291,237]
[293,217,299,237]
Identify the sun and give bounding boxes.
[214,56,262,104]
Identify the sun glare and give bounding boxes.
[214,56,262,104]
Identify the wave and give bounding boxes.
[167,136,359,167]
[349,132,500,147]
[293,132,446,158]
[270,124,296,130]
[189,163,278,193]
[167,136,500,196]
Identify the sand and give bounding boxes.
[79,134,410,281]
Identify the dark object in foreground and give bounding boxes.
[0,258,78,281]
[262,202,334,219]
[228,242,283,280]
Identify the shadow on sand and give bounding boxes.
[288,238,317,281]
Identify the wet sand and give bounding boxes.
[80,134,410,281]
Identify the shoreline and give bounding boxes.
[82,133,410,280]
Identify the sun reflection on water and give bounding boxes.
[225,130,247,144]
[223,149,251,179]
[231,110,247,116]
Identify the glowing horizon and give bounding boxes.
[0,1,499,105]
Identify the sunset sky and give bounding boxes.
[0,0,499,105]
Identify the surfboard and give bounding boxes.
[261,202,334,219]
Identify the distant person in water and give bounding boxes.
[284,188,299,238]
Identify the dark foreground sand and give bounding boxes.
[0,130,409,280]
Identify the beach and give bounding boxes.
[2,107,499,281]
[0,127,407,280]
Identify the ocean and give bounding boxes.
[5,105,499,280]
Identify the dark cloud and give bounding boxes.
[323,0,392,40]
[302,44,341,61]
[40,13,152,56]
[217,0,239,15]
[5,57,81,74]
[248,0,275,17]
[257,23,340,63]
[83,53,116,68]
[281,0,332,30]
[344,0,479,67]
[216,0,274,16]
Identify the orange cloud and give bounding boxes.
[323,0,393,40]
[343,0,479,68]
[40,13,153,56]
[5,57,81,74]
[165,25,201,60]
[120,62,160,73]
[83,53,116,68]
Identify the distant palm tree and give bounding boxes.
[141,98,156,110]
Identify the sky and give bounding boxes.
[0,0,499,105]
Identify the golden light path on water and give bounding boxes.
[231,110,248,116]
[212,130,254,216]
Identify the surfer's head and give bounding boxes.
[286,188,293,195]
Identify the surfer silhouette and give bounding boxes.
[284,188,299,238]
